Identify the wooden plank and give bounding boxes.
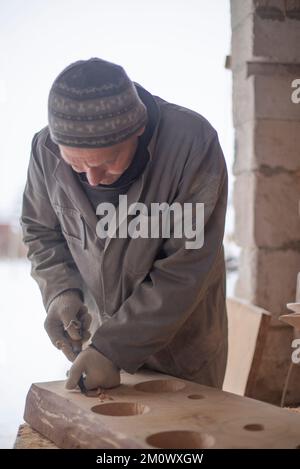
[15,408,300,449]
[24,369,300,449]
[223,297,271,396]
[14,424,58,449]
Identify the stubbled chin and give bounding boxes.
[99,176,121,185]
[100,178,114,184]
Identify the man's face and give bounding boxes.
[59,126,145,186]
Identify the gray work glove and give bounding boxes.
[66,346,121,390]
[44,290,92,362]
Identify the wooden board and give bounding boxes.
[24,369,300,449]
[14,424,58,449]
[223,297,271,396]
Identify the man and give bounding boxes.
[20,57,228,392]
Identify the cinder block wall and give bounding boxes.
[230,0,300,404]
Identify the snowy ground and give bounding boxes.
[0,259,237,448]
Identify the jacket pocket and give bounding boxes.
[52,204,86,248]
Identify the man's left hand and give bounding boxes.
[66,346,121,390]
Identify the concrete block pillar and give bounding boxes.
[230,0,300,404]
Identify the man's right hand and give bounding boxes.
[44,290,92,362]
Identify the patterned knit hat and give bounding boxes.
[48,58,148,148]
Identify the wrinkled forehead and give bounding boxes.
[58,142,125,165]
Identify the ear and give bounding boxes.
[136,126,146,137]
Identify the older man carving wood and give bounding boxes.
[20,58,228,391]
